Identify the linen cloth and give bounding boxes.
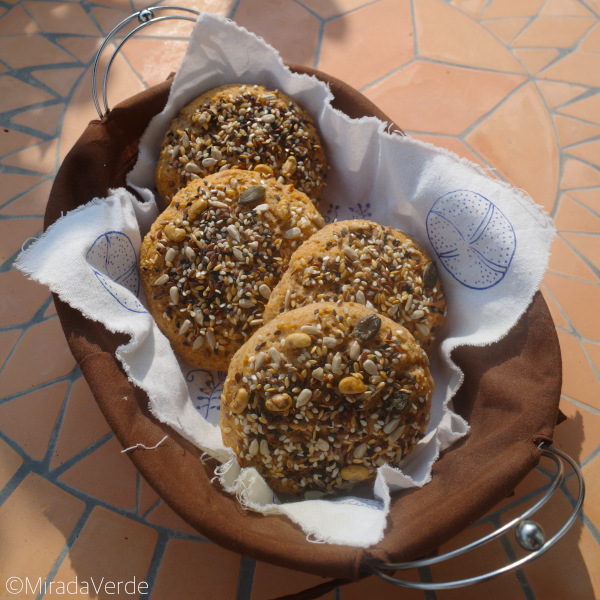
[17,13,555,547]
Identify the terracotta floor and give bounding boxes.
[1,0,600,598]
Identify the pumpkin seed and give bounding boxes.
[423,261,438,290]
[238,185,266,205]
[354,314,381,343]
[389,390,410,412]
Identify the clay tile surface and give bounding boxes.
[1,1,599,598]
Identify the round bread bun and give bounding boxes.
[262,220,446,353]
[155,83,328,207]
[140,169,325,371]
[220,301,434,496]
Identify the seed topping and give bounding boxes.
[276,221,446,351]
[141,170,323,367]
[157,85,328,203]
[221,304,433,495]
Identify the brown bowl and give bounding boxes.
[45,65,562,594]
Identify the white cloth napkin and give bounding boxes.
[17,13,555,548]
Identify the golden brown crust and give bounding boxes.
[155,84,328,207]
[262,220,446,353]
[140,169,325,371]
[221,302,433,496]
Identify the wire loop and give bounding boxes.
[91,6,200,119]
[365,444,585,590]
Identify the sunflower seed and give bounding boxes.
[349,340,361,361]
[296,388,312,407]
[387,303,400,317]
[258,284,271,299]
[153,274,169,286]
[283,227,302,239]
[269,347,281,367]
[343,246,358,262]
[315,438,330,452]
[185,246,196,261]
[354,442,368,459]
[322,336,338,348]
[233,248,245,261]
[300,325,321,336]
[312,367,324,381]
[254,351,266,370]
[227,224,240,242]
[206,330,216,350]
[331,352,343,375]
[260,439,270,456]
[179,319,192,336]
[389,425,406,443]
[165,247,178,265]
[363,359,378,376]
[249,439,259,456]
[383,418,402,435]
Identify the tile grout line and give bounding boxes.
[236,555,256,600]
[559,190,600,219]
[311,18,325,70]
[554,230,600,280]
[34,503,95,600]
[41,375,78,471]
[49,432,115,478]
[137,529,170,600]
[558,470,600,547]
[228,0,243,20]
[560,394,600,418]
[489,514,538,600]
[417,566,437,600]
[0,461,30,508]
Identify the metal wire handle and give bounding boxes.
[365,443,585,590]
[91,5,200,119]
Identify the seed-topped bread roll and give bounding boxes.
[140,169,325,371]
[155,84,328,207]
[221,302,434,496]
[262,220,446,353]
